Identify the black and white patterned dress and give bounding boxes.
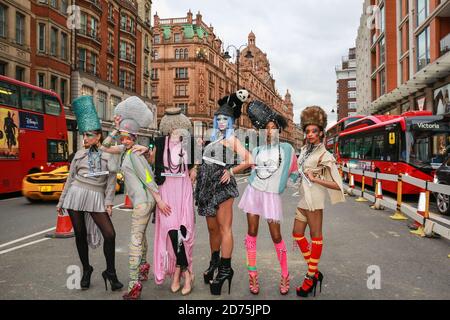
[195,137,239,217]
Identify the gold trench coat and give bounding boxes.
[297,144,345,211]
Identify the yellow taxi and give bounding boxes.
[22,166,124,203]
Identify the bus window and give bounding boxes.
[385,132,398,162]
[0,81,19,107]
[21,87,43,113]
[44,94,61,116]
[353,137,363,159]
[373,134,384,160]
[361,136,373,159]
[47,139,68,162]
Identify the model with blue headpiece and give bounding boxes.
[194,89,253,296]
[57,95,124,293]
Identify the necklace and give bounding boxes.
[255,143,282,180]
[166,137,186,173]
[87,146,102,174]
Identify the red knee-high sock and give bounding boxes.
[307,237,323,277]
[293,233,311,263]
[245,234,257,276]
[274,240,289,278]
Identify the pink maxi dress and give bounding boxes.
[153,137,195,285]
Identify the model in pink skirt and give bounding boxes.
[240,101,299,296]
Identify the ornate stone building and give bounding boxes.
[151,11,296,144]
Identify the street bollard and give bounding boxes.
[390,174,408,220]
[410,190,430,237]
[355,171,368,202]
[370,179,385,210]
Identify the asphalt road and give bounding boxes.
[0,177,449,300]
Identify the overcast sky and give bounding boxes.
[153,0,364,127]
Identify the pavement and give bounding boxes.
[0,176,449,300]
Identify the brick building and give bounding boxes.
[358,0,450,115]
[336,47,357,121]
[151,11,296,145]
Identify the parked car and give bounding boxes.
[22,166,124,203]
[434,155,450,216]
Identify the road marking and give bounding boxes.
[388,231,400,237]
[0,227,56,249]
[0,238,50,255]
[113,203,133,212]
[370,232,380,239]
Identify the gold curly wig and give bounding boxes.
[300,106,328,131]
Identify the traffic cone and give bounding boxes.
[347,174,355,196]
[355,176,368,202]
[46,209,74,238]
[370,180,384,210]
[410,192,426,237]
[119,194,133,210]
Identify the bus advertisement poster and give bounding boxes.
[0,107,19,159]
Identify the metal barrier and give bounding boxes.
[340,166,450,240]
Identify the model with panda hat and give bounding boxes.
[238,100,299,295]
[195,89,253,296]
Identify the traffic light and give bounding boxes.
[245,136,250,150]
[148,137,155,150]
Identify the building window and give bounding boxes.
[153,34,160,44]
[349,102,357,110]
[120,41,126,59]
[37,73,45,88]
[110,96,121,120]
[0,5,6,38]
[60,79,67,104]
[15,66,24,81]
[129,18,135,34]
[60,0,68,14]
[417,27,430,71]
[380,68,386,96]
[120,13,127,30]
[144,56,149,74]
[152,49,159,60]
[379,36,385,65]
[144,81,148,97]
[107,64,113,82]
[175,84,188,97]
[50,75,57,92]
[50,27,57,56]
[90,53,97,75]
[78,48,86,71]
[176,103,188,115]
[38,23,46,52]
[119,70,125,88]
[380,5,385,33]
[97,91,106,119]
[151,84,157,97]
[348,91,356,99]
[50,0,57,8]
[176,67,188,79]
[108,4,114,22]
[15,12,25,45]
[81,85,93,96]
[348,80,356,88]
[90,17,98,39]
[174,33,182,43]
[150,68,158,80]
[416,0,429,26]
[0,61,6,75]
[61,32,67,60]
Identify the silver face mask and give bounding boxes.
[217,115,229,131]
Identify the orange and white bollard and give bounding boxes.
[347,174,356,196]
[46,209,74,238]
[410,192,427,237]
[370,180,385,210]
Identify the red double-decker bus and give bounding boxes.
[0,75,69,194]
[338,111,449,194]
[326,115,364,156]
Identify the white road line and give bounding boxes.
[0,227,56,249]
[370,232,380,239]
[388,231,400,237]
[0,238,50,255]
[113,203,133,212]
[112,203,124,210]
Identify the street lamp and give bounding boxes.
[223,44,254,90]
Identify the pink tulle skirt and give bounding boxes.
[238,184,284,223]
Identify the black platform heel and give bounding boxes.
[80,266,93,290]
[296,274,317,297]
[203,251,220,284]
[210,258,234,295]
[101,270,124,291]
[315,271,324,293]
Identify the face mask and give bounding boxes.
[217,115,229,131]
